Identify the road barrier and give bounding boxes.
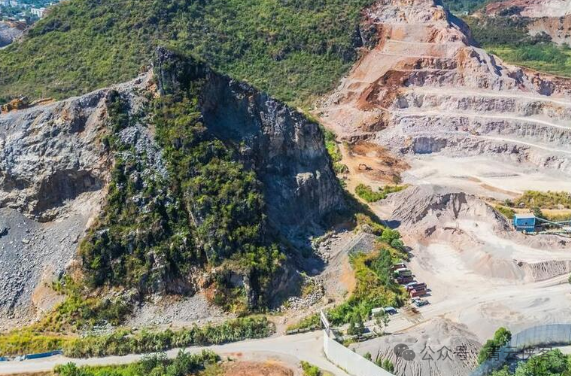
[24,350,63,360]
[320,311,395,376]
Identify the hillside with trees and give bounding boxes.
[0,0,376,106]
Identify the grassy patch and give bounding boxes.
[514,191,571,209]
[324,129,342,163]
[0,316,273,357]
[301,361,332,376]
[327,245,407,325]
[55,350,219,376]
[286,313,321,333]
[355,184,406,203]
[495,205,515,220]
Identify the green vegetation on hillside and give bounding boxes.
[465,16,571,78]
[327,242,407,325]
[0,0,376,106]
[495,205,515,220]
[514,191,571,209]
[496,191,571,222]
[80,62,284,311]
[0,316,272,357]
[286,313,321,333]
[55,350,219,376]
[355,184,406,203]
[441,0,488,14]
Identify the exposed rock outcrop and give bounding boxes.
[0,74,151,328]
[318,0,571,174]
[0,21,24,48]
[0,51,345,326]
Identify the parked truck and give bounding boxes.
[396,276,414,284]
[410,288,426,298]
[406,282,427,291]
[392,263,406,271]
[394,268,412,277]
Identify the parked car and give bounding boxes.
[383,306,398,315]
[412,298,429,307]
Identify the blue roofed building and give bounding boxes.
[513,214,536,232]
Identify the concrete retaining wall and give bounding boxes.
[322,331,395,376]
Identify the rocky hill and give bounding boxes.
[0,48,346,327]
[319,0,571,175]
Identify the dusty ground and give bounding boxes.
[222,361,295,376]
[403,155,571,201]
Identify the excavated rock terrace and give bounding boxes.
[319,0,571,374]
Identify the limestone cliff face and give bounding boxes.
[0,91,108,221]
[156,48,346,240]
[0,75,152,327]
[199,72,344,237]
[0,51,345,325]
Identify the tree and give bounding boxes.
[477,327,512,364]
[347,313,365,337]
[374,311,390,334]
[514,350,568,376]
[381,228,401,244]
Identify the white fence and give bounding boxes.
[320,310,395,376]
[322,331,396,376]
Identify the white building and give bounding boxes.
[30,7,45,17]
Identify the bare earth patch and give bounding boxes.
[223,361,294,376]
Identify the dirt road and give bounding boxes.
[0,331,350,376]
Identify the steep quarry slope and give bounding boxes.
[484,0,571,45]
[0,79,129,327]
[319,0,571,184]
[0,52,344,327]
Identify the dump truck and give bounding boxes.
[410,288,426,298]
[406,282,427,291]
[394,268,412,277]
[392,263,406,271]
[396,276,414,284]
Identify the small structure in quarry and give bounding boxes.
[513,214,537,232]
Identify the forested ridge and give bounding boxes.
[0,0,376,106]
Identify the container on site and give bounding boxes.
[513,214,536,232]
